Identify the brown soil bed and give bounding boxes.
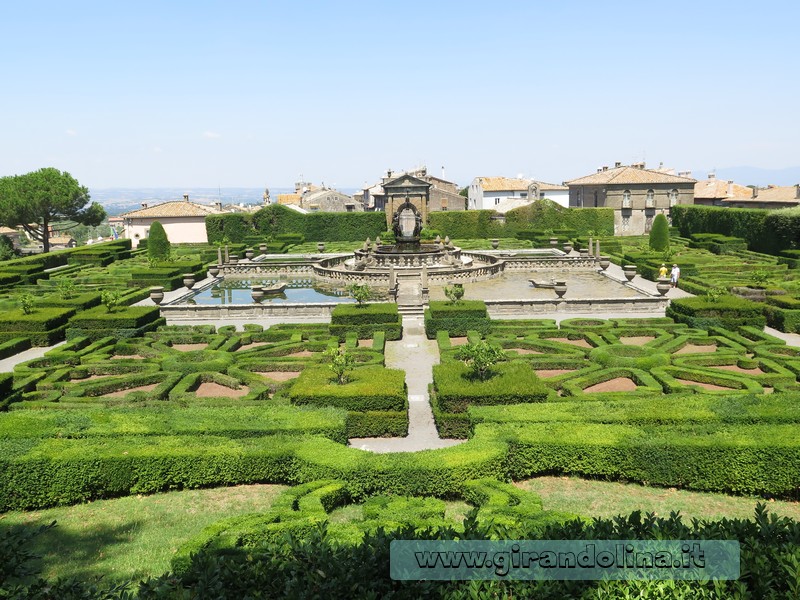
[507,348,543,355]
[619,336,655,346]
[172,343,207,352]
[359,339,373,348]
[675,378,737,391]
[194,382,250,398]
[102,383,159,397]
[535,369,575,378]
[583,378,638,393]
[285,350,316,358]
[254,371,302,382]
[713,364,765,375]
[674,344,717,354]
[551,337,592,348]
[450,337,469,346]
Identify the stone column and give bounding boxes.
[595,239,601,258]
[224,245,230,263]
[588,237,593,257]
[217,247,223,266]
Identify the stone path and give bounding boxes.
[349,316,463,453]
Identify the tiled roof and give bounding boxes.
[0,227,18,235]
[477,177,531,192]
[566,165,696,186]
[728,185,800,203]
[121,200,220,218]
[535,180,568,191]
[694,178,752,200]
[50,236,75,244]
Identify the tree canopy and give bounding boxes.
[0,168,105,252]
[147,221,171,260]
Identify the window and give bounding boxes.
[495,198,500,205]
[520,192,527,198]
[669,189,679,207]
[645,189,655,208]
[594,191,598,207]
[622,190,631,209]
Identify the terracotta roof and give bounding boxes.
[0,227,18,235]
[566,165,696,186]
[50,236,75,244]
[535,181,568,191]
[477,177,531,192]
[694,177,752,200]
[727,185,800,204]
[121,200,220,218]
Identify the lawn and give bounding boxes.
[519,476,800,521]
[0,483,286,584]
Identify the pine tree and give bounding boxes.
[147,221,171,260]
[649,214,670,251]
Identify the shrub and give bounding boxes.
[346,283,372,305]
[454,340,506,380]
[287,365,406,411]
[424,300,490,339]
[667,295,766,330]
[147,220,171,260]
[648,213,670,251]
[323,347,356,384]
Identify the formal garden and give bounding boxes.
[3,201,800,597]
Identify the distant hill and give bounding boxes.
[692,166,800,187]
[91,187,360,216]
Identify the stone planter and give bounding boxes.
[149,286,164,305]
[598,256,610,270]
[208,266,220,278]
[656,277,671,296]
[182,274,196,289]
[251,286,264,302]
[317,242,326,253]
[563,243,573,254]
[554,280,567,298]
[259,243,267,254]
[229,255,239,264]
[490,239,500,250]
[623,265,637,282]
[549,237,559,247]
[245,249,255,260]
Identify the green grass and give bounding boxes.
[519,476,800,521]
[0,483,287,583]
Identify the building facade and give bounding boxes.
[358,167,465,218]
[121,195,221,248]
[566,162,696,235]
[468,177,569,212]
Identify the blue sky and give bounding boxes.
[2,1,798,189]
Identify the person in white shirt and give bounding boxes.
[670,264,680,288]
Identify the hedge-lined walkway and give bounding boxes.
[349,316,463,453]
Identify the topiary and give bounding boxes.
[147,220,171,260]
[649,213,670,251]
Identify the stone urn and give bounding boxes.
[563,242,573,254]
[149,286,164,305]
[259,243,267,254]
[554,280,567,298]
[245,248,255,260]
[182,274,196,289]
[208,266,220,278]
[623,265,637,282]
[251,286,264,302]
[579,248,589,258]
[549,237,559,247]
[490,238,500,250]
[229,254,239,264]
[598,256,610,270]
[656,277,671,296]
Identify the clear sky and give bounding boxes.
[2,1,798,189]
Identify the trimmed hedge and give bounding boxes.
[287,365,406,412]
[424,300,491,339]
[0,336,31,360]
[666,295,766,330]
[330,303,402,341]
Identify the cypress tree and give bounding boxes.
[649,214,670,251]
[147,220,171,260]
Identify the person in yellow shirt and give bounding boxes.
[658,263,668,279]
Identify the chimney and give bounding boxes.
[602,165,608,171]
[795,184,800,199]
[727,181,734,197]
[752,186,759,199]
[614,161,621,168]
[597,168,602,173]
[708,173,716,180]
[141,202,148,209]
[215,201,222,211]
[183,194,189,201]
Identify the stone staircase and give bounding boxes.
[396,276,426,318]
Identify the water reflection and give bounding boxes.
[186,278,367,305]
